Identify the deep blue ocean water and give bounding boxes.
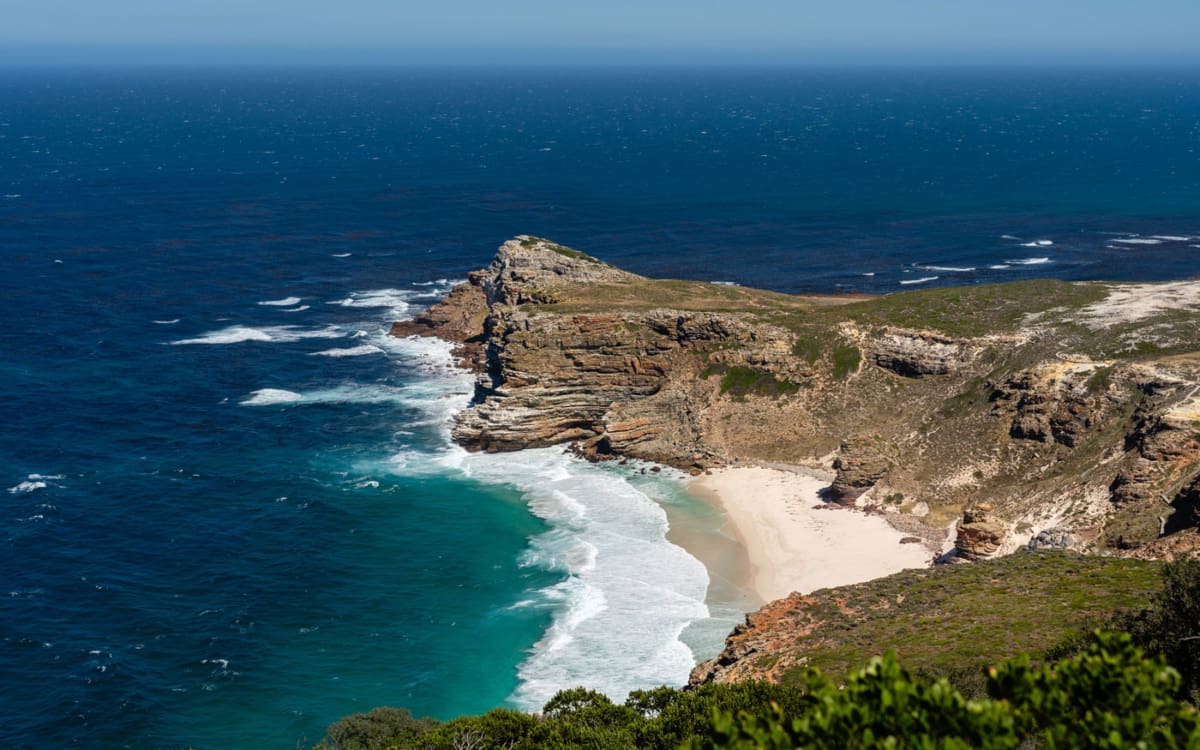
[2,67,1199,749]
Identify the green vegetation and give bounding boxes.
[519,243,1200,375]
[320,708,438,750]
[1124,556,1200,699]
[831,342,862,379]
[770,551,1160,685]
[787,331,860,380]
[708,365,803,400]
[319,633,1198,750]
[542,277,820,315]
[518,236,608,265]
[697,633,1198,750]
[319,558,1200,749]
[791,332,824,364]
[840,280,1108,338]
[1086,364,1115,393]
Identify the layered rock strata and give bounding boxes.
[396,236,1200,560]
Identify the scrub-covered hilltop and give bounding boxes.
[395,236,1200,561]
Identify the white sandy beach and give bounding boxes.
[689,466,933,602]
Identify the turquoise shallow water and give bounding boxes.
[3,67,1199,749]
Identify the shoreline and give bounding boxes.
[686,466,933,603]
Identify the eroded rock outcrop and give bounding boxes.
[475,235,638,306]
[390,281,490,370]
[688,592,820,686]
[396,236,1200,561]
[828,435,893,505]
[1027,527,1076,550]
[866,328,977,378]
[992,361,1114,447]
[954,507,1011,560]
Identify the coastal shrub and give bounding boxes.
[717,366,801,399]
[693,632,1199,750]
[990,632,1198,748]
[791,333,824,364]
[317,706,439,750]
[1124,556,1200,698]
[831,343,861,379]
[519,235,605,265]
[1086,365,1114,393]
[428,708,538,749]
[319,631,1200,750]
[842,280,1108,338]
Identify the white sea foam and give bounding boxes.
[1007,257,1052,265]
[452,448,710,710]
[153,319,180,325]
[861,272,875,277]
[309,345,385,358]
[8,473,62,494]
[257,297,302,306]
[710,280,739,286]
[240,383,430,407]
[376,334,472,378]
[922,265,976,272]
[1112,238,1164,245]
[331,252,352,258]
[8,481,47,494]
[239,389,304,406]
[282,305,309,312]
[1020,240,1054,247]
[899,276,938,285]
[170,325,343,345]
[989,264,1013,270]
[1001,234,1021,240]
[4,194,21,199]
[328,289,415,317]
[1151,236,1194,242]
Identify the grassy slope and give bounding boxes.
[772,550,1160,685]
[529,249,1200,367]
[542,275,1107,335]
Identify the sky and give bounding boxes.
[2,0,1199,67]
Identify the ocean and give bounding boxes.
[2,67,1198,749]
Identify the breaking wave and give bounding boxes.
[170,325,344,345]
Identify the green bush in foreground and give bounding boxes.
[1124,556,1200,700]
[698,633,1198,749]
[319,632,1200,749]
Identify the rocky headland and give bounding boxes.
[394,235,1200,684]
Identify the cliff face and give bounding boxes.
[391,236,1200,690]
[395,236,1200,562]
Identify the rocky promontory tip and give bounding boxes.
[396,235,1200,561]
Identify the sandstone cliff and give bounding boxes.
[397,238,1200,558]
[393,237,1200,689]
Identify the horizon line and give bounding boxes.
[2,42,1199,70]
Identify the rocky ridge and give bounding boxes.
[396,236,1200,559]
[395,236,1200,683]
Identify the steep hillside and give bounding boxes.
[394,236,1200,559]
[688,550,1160,687]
